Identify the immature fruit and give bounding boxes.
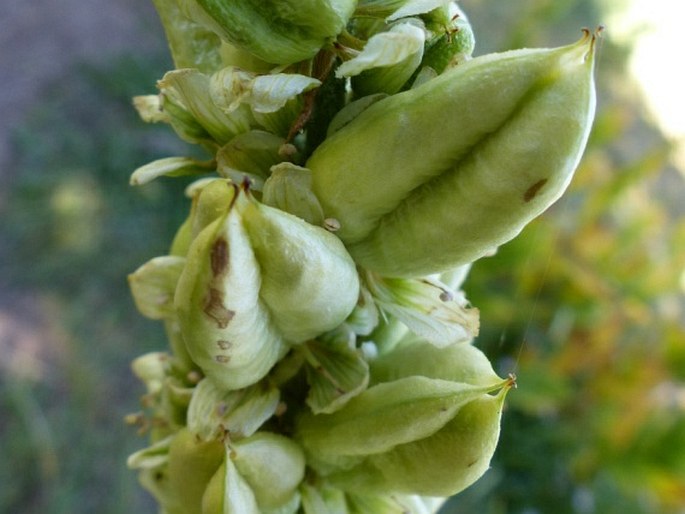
[295,375,507,472]
[179,0,356,64]
[174,182,360,389]
[308,31,597,277]
[174,185,286,390]
[167,428,225,513]
[328,386,511,496]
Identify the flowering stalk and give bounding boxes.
[124,1,598,513]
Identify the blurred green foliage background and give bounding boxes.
[0,0,683,513]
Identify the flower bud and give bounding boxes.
[178,0,356,64]
[419,3,475,75]
[308,31,597,277]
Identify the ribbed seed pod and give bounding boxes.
[175,183,361,389]
[328,385,511,496]
[178,0,356,64]
[174,186,287,391]
[240,195,360,343]
[308,31,597,277]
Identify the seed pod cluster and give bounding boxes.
[125,1,597,512]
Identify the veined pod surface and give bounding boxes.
[308,31,597,277]
[175,182,361,389]
[240,195,360,343]
[328,384,512,496]
[174,186,287,391]
[179,0,356,65]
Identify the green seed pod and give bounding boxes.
[202,456,261,514]
[300,483,349,514]
[370,336,501,387]
[231,432,306,510]
[345,492,444,514]
[295,375,507,472]
[200,433,305,513]
[175,183,361,388]
[240,193,360,343]
[328,385,511,496]
[167,428,225,514]
[174,187,287,391]
[151,0,222,73]
[308,31,597,277]
[178,0,356,65]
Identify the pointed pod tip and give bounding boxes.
[578,25,605,63]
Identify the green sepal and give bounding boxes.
[159,68,254,146]
[180,0,356,65]
[231,432,306,509]
[128,256,186,320]
[303,331,370,414]
[130,156,215,186]
[343,285,380,337]
[217,131,291,188]
[127,435,172,470]
[262,163,325,226]
[187,378,280,441]
[300,483,349,514]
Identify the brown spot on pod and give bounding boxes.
[203,288,235,328]
[217,340,232,350]
[523,179,548,203]
[215,355,231,364]
[210,237,229,277]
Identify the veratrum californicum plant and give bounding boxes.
[124,1,598,513]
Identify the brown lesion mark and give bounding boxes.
[215,355,231,364]
[523,178,548,203]
[210,238,229,277]
[203,288,235,328]
[217,340,232,350]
